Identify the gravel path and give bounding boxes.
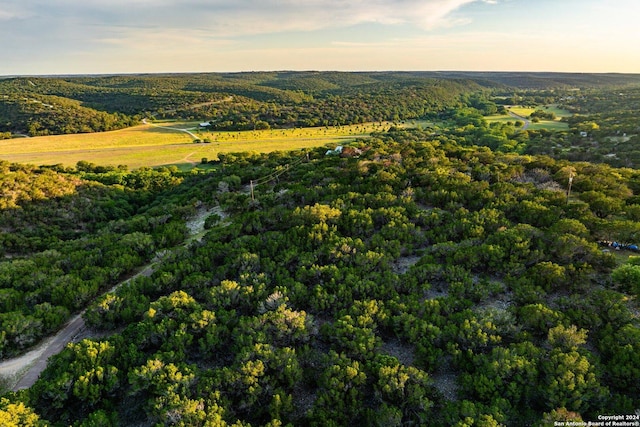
[507,110,531,130]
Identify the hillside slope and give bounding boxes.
[1,132,637,425]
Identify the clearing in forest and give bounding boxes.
[0,121,398,169]
[486,104,571,131]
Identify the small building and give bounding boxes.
[340,146,363,158]
[325,145,343,156]
[199,122,211,128]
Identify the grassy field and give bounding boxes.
[528,120,570,131]
[0,121,397,169]
[507,106,537,117]
[486,104,571,131]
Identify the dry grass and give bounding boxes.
[485,104,570,131]
[0,122,398,169]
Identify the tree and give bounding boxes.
[537,407,583,426]
[598,324,640,395]
[523,262,567,292]
[518,303,564,336]
[542,349,607,412]
[129,359,197,421]
[310,351,367,425]
[611,264,640,296]
[0,398,43,427]
[460,342,540,412]
[579,191,623,218]
[372,356,434,424]
[547,324,588,350]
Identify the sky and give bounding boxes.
[1,0,639,76]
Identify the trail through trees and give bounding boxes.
[0,205,221,391]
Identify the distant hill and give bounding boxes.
[0,93,137,136]
[0,73,480,135]
[419,71,640,89]
[1,71,639,136]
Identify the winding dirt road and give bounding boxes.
[8,315,85,390]
[507,110,531,130]
[142,119,199,140]
[0,206,222,391]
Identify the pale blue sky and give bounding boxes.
[1,0,639,75]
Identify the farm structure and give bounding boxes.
[599,240,640,251]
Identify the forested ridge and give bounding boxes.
[0,73,480,136]
[3,71,640,137]
[0,93,137,137]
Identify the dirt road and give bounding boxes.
[142,119,199,140]
[508,110,531,130]
[11,315,85,390]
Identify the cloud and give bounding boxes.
[0,10,15,21]
[6,0,496,37]
[198,0,490,34]
[0,3,31,21]
[1,0,505,74]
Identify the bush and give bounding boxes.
[611,264,640,296]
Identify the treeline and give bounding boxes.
[437,71,640,89]
[2,127,638,425]
[0,94,137,136]
[0,73,481,135]
[3,71,640,138]
[206,80,475,130]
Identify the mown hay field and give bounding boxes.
[0,121,396,169]
[485,104,571,131]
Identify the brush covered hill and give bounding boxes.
[0,161,200,360]
[2,71,640,137]
[0,93,137,136]
[1,128,638,425]
[423,71,640,89]
[0,73,482,136]
[4,71,639,138]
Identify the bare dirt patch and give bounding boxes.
[392,255,421,275]
[431,356,459,401]
[423,283,449,300]
[186,205,227,241]
[379,337,416,367]
[291,385,317,421]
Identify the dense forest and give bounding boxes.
[0,93,137,136]
[0,73,481,135]
[1,72,640,426]
[0,161,197,359]
[3,71,640,137]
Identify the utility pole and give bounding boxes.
[566,172,574,204]
[250,180,255,201]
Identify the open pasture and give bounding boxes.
[541,104,572,118]
[527,120,570,131]
[0,121,394,169]
[507,104,571,119]
[486,104,570,131]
